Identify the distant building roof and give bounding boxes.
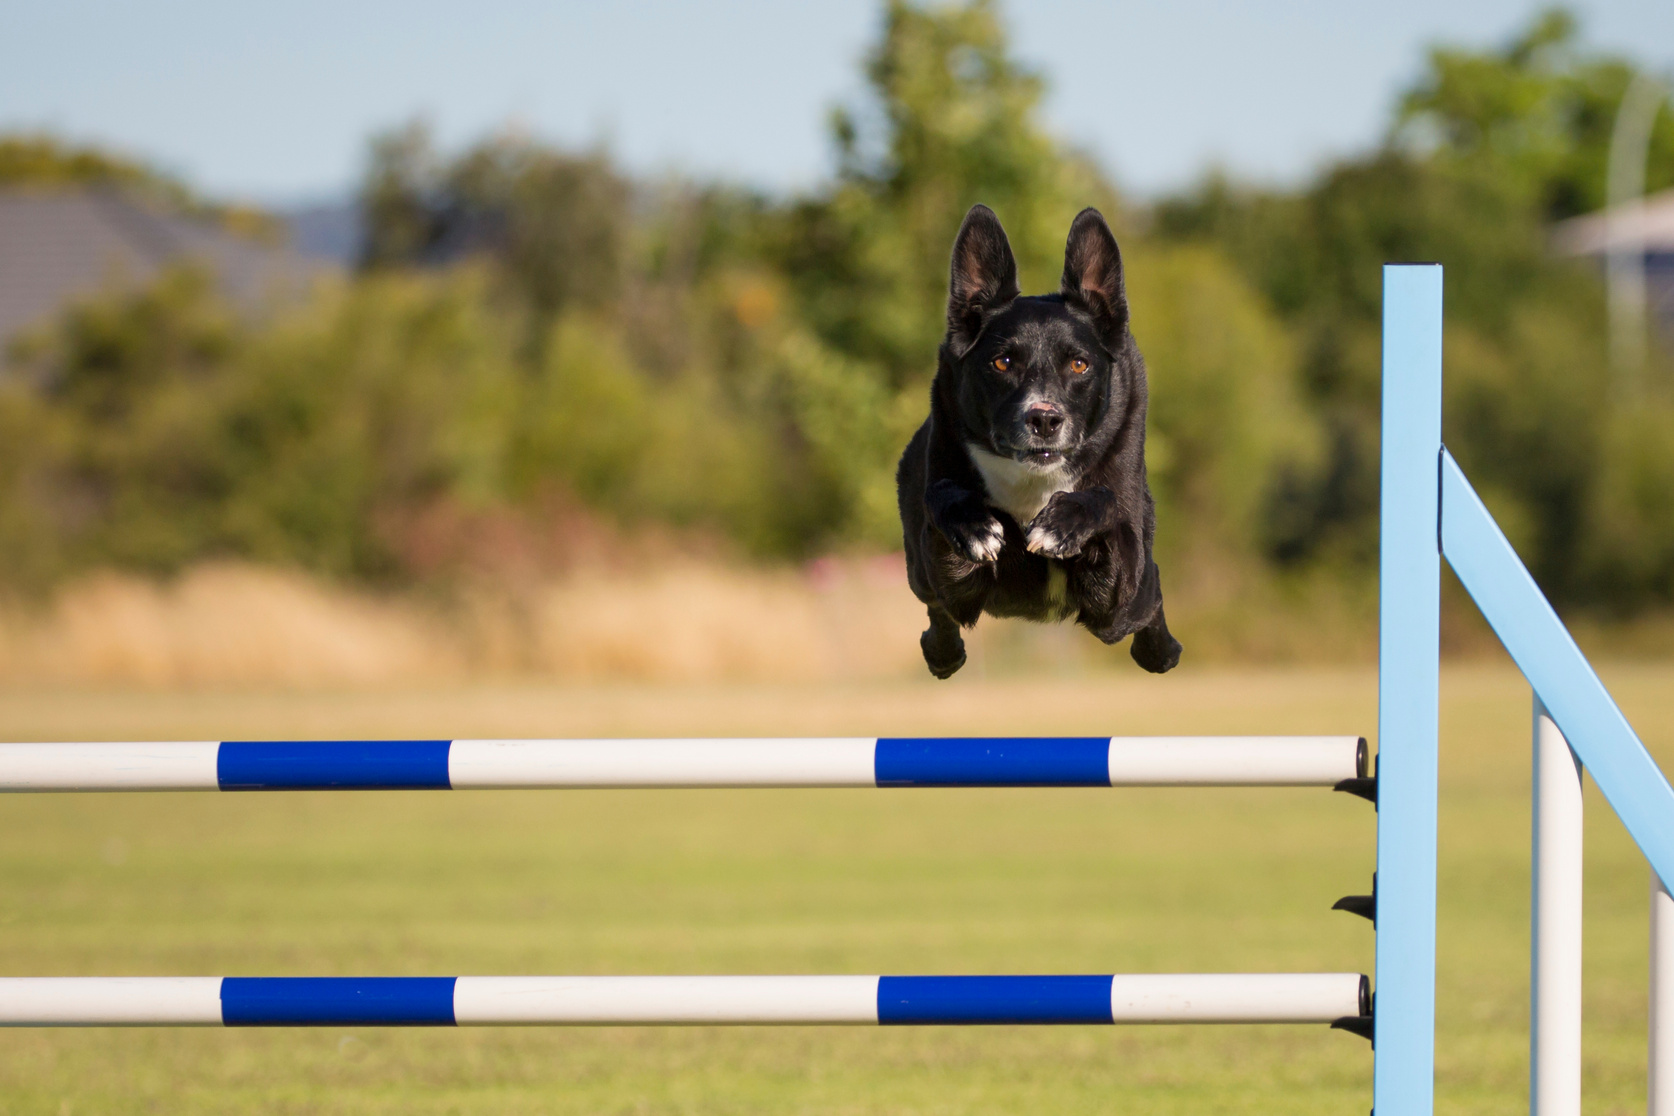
[0,186,341,346]
[281,200,364,266]
[1551,187,1674,257]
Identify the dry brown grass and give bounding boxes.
[7,553,1664,689]
[0,565,460,686]
[0,558,942,687]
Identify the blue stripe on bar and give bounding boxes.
[217,741,453,790]
[220,978,457,1025]
[877,976,1114,1024]
[873,738,1110,786]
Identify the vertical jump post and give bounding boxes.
[1531,700,1583,1116]
[1376,263,1443,1115]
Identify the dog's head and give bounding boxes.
[941,205,1130,472]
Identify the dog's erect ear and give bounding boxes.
[947,205,1020,355]
[1061,207,1128,342]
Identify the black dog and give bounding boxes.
[896,204,1181,679]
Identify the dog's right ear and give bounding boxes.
[1061,207,1128,344]
[946,205,1019,355]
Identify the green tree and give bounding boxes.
[1157,7,1674,610]
[0,268,526,583]
[358,123,627,329]
[772,0,1114,390]
[753,0,1310,561]
[1395,8,1674,219]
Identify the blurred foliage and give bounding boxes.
[1394,8,1674,220]
[359,124,627,327]
[0,134,280,239]
[2,2,1673,623]
[1157,10,1674,609]
[767,0,1115,389]
[0,134,199,207]
[1,269,517,581]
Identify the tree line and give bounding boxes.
[2,2,1672,617]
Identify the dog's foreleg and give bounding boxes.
[925,478,1004,564]
[1025,487,1116,559]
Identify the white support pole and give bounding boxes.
[1652,871,1674,1116]
[1533,694,1584,1116]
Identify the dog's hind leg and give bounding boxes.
[1129,606,1182,674]
[1126,558,1181,673]
[1081,558,1182,674]
[920,605,967,679]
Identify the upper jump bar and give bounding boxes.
[0,736,1367,792]
[0,973,1369,1027]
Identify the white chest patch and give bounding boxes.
[965,443,1075,525]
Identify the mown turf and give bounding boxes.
[1,662,1671,1114]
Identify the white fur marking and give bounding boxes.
[965,443,1074,525]
[1025,525,1059,555]
[965,518,1004,562]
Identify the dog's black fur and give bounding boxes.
[896,204,1182,679]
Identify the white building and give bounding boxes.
[1551,187,1674,344]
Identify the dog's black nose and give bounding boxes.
[1025,407,1064,439]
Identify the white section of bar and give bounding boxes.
[1532,696,1583,1116]
[0,978,223,1025]
[452,976,880,1024]
[448,739,878,787]
[1107,973,1363,1022]
[1104,736,1363,786]
[0,743,220,791]
[1653,872,1674,1116]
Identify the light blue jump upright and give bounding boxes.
[2,265,1673,1115]
[1378,264,1674,1116]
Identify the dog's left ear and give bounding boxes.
[1061,208,1128,343]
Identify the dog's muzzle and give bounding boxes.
[1002,404,1072,467]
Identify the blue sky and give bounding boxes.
[2,1,1671,204]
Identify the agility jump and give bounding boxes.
[5,266,1674,1116]
[0,733,1375,1033]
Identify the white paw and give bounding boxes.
[965,518,1005,562]
[1026,524,1080,557]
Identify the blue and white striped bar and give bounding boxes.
[0,736,1365,791]
[0,974,1368,1027]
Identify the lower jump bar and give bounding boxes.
[0,736,1367,791]
[0,974,1369,1027]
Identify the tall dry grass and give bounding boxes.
[0,558,949,687]
[20,550,1650,689]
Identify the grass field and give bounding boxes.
[2,662,1672,1114]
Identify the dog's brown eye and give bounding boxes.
[1070,358,1089,374]
[992,356,1011,372]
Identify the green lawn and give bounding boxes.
[1,663,1671,1114]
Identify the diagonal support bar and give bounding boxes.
[1440,450,1674,886]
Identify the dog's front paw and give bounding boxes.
[1025,490,1108,558]
[940,513,1005,564]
